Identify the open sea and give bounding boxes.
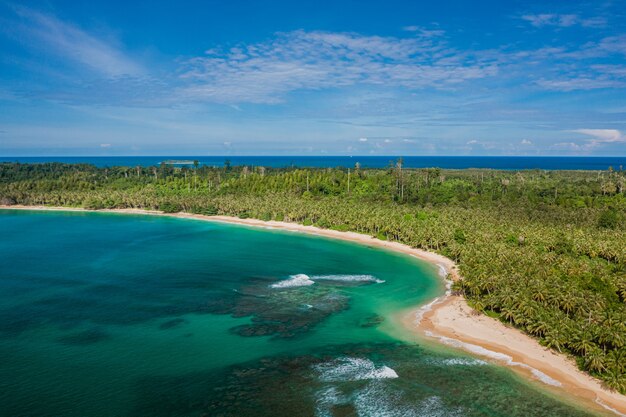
[1,156,625,170]
[0,210,607,416]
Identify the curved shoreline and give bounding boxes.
[2,205,626,415]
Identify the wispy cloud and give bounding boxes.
[402,25,445,37]
[178,30,497,103]
[10,6,143,78]
[520,13,606,28]
[512,35,626,92]
[573,129,625,144]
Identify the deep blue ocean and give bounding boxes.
[1,156,625,170]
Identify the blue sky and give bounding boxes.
[0,0,625,156]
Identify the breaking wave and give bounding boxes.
[315,382,464,417]
[595,398,626,417]
[314,357,398,382]
[429,357,488,366]
[271,274,384,288]
[425,332,562,387]
[270,274,314,288]
[311,274,385,284]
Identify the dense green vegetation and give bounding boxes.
[1,161,625,391]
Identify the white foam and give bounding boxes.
[353,386,462,417]
[438,358,488,366]
[270,274,315,288]
[414,266,453,326]
[437,264,448,278]
[311,274,385,284]
[595,398,626,417]
[353,382,414,417]
[426,332,562,387]
[414,296,444,325]
[314,357,398,382]
[314,366,464,417]
[271,273,384,288]
[315,386,345,417]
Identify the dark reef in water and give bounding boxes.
[159,318,187,330]
[129,342,595,417]
[358,314,385,328]
[57,328,110,346]
[206,278,351,339]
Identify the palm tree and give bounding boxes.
[585,348,607,373]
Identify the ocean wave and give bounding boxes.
[315,387,345,417]
[270,274,314,288]
[432,357,488,366]
[354,385,462,417]
[314,357,398,382]
[413,265,452,325]
[595,398,626,417]
[413,296,444,325]
[311,274,385,284]
[437,264,448,278]
[270,273,384,288]
[314,364,465,417]
[426,332,562,387]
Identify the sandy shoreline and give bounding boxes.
[2,205,626,415]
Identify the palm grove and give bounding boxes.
[1,161,625,391]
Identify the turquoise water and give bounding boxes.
[0,210,601,416]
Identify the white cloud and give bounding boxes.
[11,6,143,78]
[572,129,625,143]
[466,139,478,144]
[179,30,497,103]
[520,14,606,28]
[358,137,368,142]
[551,142,582,151]
[536,78,625,91]
[521,139,532,145]
[402,26,445,37]
[100,143,111,148]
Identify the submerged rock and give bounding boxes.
[159,317,187,330]
[358,314,385,328]
[205,277,351,339]
[57,328,110,346]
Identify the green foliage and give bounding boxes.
[159,202,181,213]
[191,205,218,216]
[453,229,467,244]
[598,209,620,229]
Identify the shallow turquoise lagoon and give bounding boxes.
[0,210,602,416]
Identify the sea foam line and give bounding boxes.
[270,274,315,288]
[312,274,385,284]
[314,357,398,382]
[413,263,452,325]
[420,263,562,387]
[595,398,626,417]
[270,273,384,288]
[425,331,562,387]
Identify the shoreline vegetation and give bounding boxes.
[2,205,626,415]
[1,162,625,415]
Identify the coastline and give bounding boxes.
[2,205,625,415]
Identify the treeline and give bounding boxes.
[1,161,625,391]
